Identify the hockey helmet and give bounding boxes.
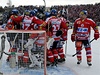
[50,9,57,16]
[24,10,30,16]
[79,10,88,15]
[11,9,19,15]
[45,12,50,18]
[33,8,38,13]
[30,10,36,16]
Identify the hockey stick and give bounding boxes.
[66,38,95,57]
[43,0,46,11]
[9,33,19,52]
[1,51,11,55]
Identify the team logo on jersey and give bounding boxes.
[81,24,84,27]
[77,27,88,32]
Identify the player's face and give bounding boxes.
[79,14,86,19]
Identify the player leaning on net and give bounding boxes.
[45,9,68,66]
[6,9,46,30]
[22,10,46,30]
[71,10,99,66]
[6,9,23,30]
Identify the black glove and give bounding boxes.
[56,30,63,36]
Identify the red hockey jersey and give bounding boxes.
[73,18,99,40]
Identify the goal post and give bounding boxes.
[0,30,47,75]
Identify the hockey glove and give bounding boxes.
[56,30,63,36]
[71,34,75,42]
[38,22,46,30]
[94,32,99,40]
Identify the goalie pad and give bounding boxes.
[24,37,38,49]
[47,38,55,49]
[29,52,42,68]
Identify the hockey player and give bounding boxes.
[57,10,69,62]
[22,10,46,30]
[71,10,99,66]
[24,33,45,68]
[6,9,23,30]
[57,10,69,41]
[24,33,38,67]
[46,9,68,66]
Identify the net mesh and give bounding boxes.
[0,30,47,75]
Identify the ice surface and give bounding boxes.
[0,29,100,75]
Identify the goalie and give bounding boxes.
[24,33,45,68]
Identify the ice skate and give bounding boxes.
[50,59,58,67]
[77,60,81,64]
[87,62,92,66]
[51,62,57,67]
[58,58,65,63]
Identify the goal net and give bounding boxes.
[0,30,47,75]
